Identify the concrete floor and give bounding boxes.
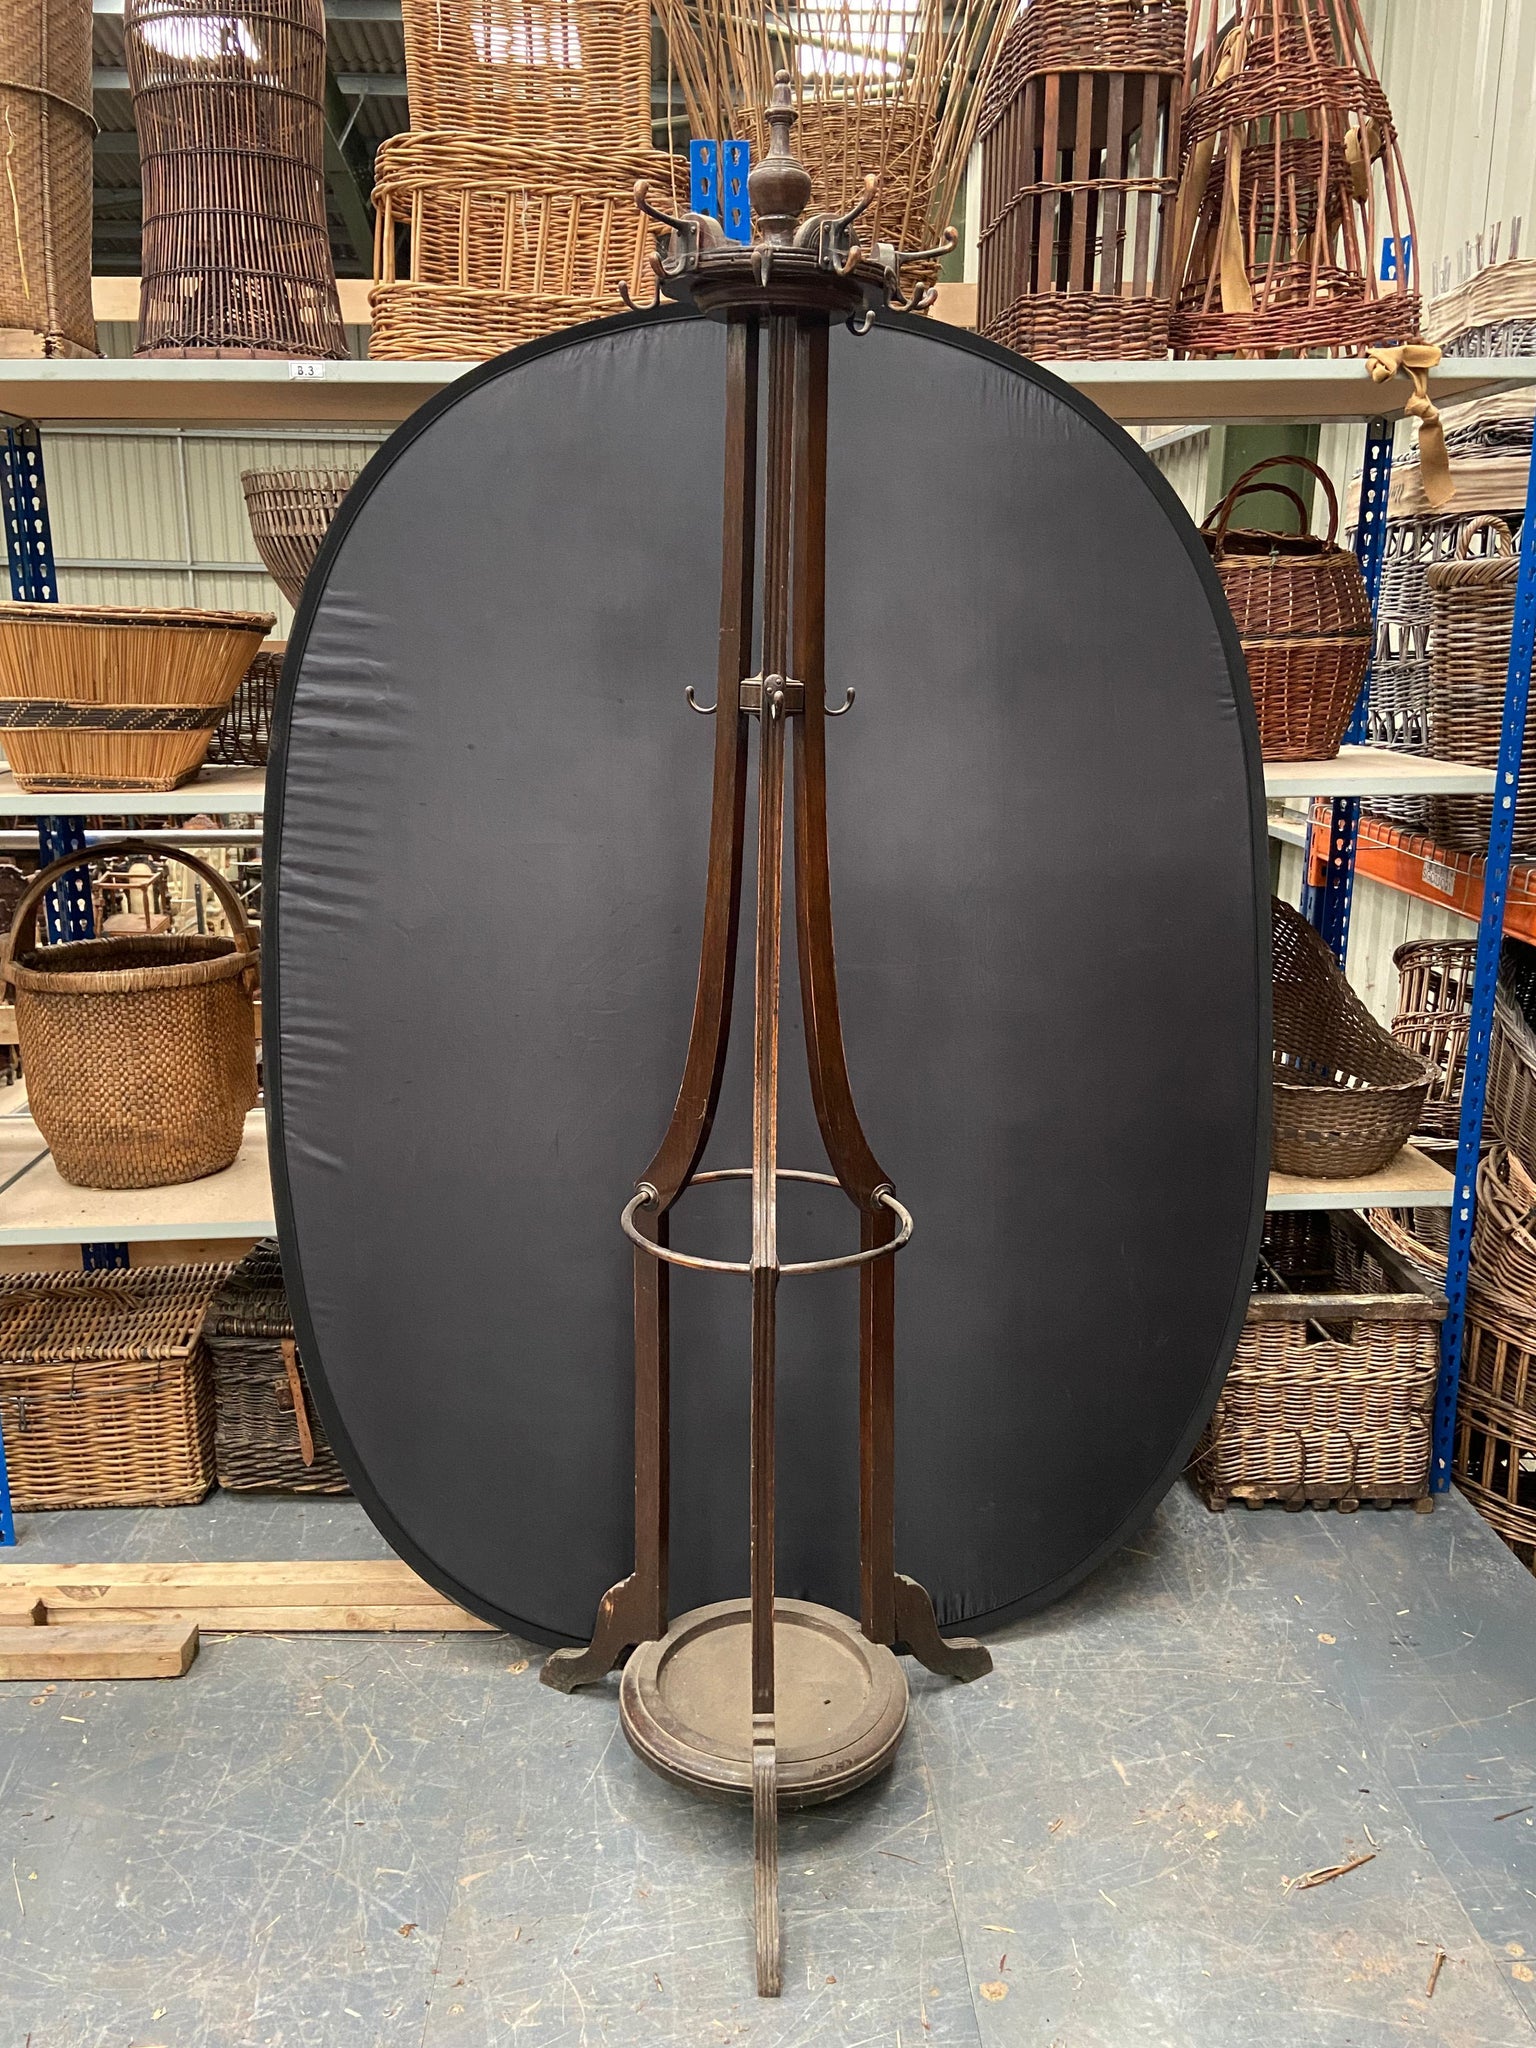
[5,1485,1536,2045]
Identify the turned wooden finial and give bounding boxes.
[747,70,813,243]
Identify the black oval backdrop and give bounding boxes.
[266,307,1269,1644]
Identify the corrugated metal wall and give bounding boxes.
[1274,841,1477,1027]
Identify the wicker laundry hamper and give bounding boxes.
[1171,0,1419,356]
[1426,519,1536,853]
[1189,1211,1443,1511]
[976,0,1186,361]
[3,840,259,1189]
[206,1241,348,1493]
[368,137,683,360]
[125,0,347,358]
[400,0,652,144]
[207,641,284,767]
[242,470,357,607]
[0,0,96,358]
[1271,895,1432,1176]
[0,602,272,791]
[1391,937,1477,1140]
[0,1264,227,1510]
[1202,457,1372,762]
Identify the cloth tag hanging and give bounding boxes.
[1367,342,1452,508]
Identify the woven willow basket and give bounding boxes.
[1426,518,1536,853]
[400,0,651,143]
[0,0,96,357]
[242,470,356,607]
[1455,1150,1536,1571]
[1272,895,1432,1176]
[1202,457,1372,762]
[207,1241,348,1493]
[207,641,284,767]
[369,137,682,359]
[1490,985,1536,1168]
[1188,1212,1443,1511]
[1391,937,1476,1140]
[3,840,259,1189]
[0,1265,227,1510]
[0,602,272,791]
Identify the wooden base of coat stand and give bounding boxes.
[0,1560,492,1677]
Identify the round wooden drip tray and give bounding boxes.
[619,1597,908,1809]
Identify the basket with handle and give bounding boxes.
[1,839,259,1190]
[1271,895,1432,1177]
[1426,517,1536,852]
[1201,456,1372,762]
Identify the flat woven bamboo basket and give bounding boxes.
[126,0,347,358]
[0,1264,228,1510]
[1426,518,1536,854]
[400,0,652,144]
[206,1241,348,1493]
[1272,894,1432,1176]
[369,137,683,359]
[3,839,259,1189]
[976,0,1186,362]
[0,602,272,791]
[1201,456,1371,761]
[207,642,284,767]
[1391,937,1476,1140]
[1188,1211,1443,1511]
[0,0,96,358]
[241,470,356,607]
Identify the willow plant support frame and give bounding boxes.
[537,79,990,2000]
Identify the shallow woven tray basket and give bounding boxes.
[2,839,259,1190]
[1189,1211,1444,1511]
[206,1240,348,1493]
[1201,456,1372,761]
[241,472,355,608]
[0,1264,227,1510]
[1272,895,1432,1177]
[0,602,272,791]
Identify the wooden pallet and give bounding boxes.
[0,1559,496,1634]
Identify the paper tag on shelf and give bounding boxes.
[288,362,328,379]
[1422,855,1457,896]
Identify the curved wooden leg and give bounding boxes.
[893,1574,992,1683]
[540,1572,655,1692]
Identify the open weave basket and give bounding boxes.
[1391,937,1476,1140]
[206,1241,348,1493]
[1272,895,1432,1177]
[1426,518,1536,854]
[1490,983,1536,1169]
[1189,1211,1443,1511]
[1202,456,1371,761]
[0,0,96,357]
[207,642,284,767]
[0,1265,227,1510]
[241,471,356,608]
[400,0,651,144]
[1454,1148,1536,1571]
[3,839,259,1189]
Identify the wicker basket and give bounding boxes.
[207,642,284,768]
[1456,1154,1536,1570]
[241,471,356,608]
[0,1265,227,1509]
[0,602,273,791]
[1202,457,1372,762]
[1189,1211,1443,1511]
[206,1241,348,1494]
[1426,518,1536,854]
[1391,937,1476,1140]
[1490,985,1536,1168]
[368,136,682,359]
[1428,260,1536,355]
[0,0,96,358]
[1272,895,1432,1176]
[976,0,1185,362]
[126,0,348,358]
[1170,0,1420,357]
[400,0,652,145]
[2,840,259,1189]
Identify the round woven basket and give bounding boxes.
[0,602,272,791]
[0,0,97,357]
[2,840,259,1189]
[1426,518,1536,853]
[1202,455,1371,762]
[241,472,356,607]
[400,0,652,145]
[207,640,285,767]
[1390,936,1476,1139]
[1272,895,1432,1177]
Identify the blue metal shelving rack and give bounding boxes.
[1302,418,1536,1493]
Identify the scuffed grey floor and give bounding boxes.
[6,1485,1536,2045]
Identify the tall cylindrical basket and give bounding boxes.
[0,0,97,357]
[126,0,348,358]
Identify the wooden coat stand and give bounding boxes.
[540,77,992,1997]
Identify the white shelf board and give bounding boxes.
[0,1109,273,1243]
[0,764,265,815]
[1263,747,1497,798]
[1267,1142,1454,1212]
[1,352,1532,429]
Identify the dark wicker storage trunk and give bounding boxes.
[205,1240,348,1493]
[1189,1212,1445,1511]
